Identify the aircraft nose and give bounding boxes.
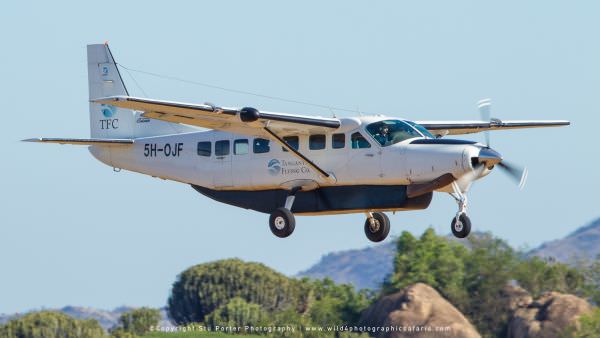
[474,147,503,168]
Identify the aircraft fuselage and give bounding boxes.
[89,116,485,215]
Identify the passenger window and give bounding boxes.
[309,134,326,150]
[197,141,211,157]
[234,139,249,155]
[282,136,299,152]
[351,132,371,149]
[332,133,345,149]
[253,138,270,154]
[215,140,230,156]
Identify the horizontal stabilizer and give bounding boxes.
[23,138,134,146]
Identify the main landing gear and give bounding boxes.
[268,187,300,238]
[364,212,391,242]
[269,207,295,238]
[267,187,393,242]
[449,181,472,238]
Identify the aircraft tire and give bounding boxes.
[451,213,471,238]
[364,212,390,242]
[269,207,296,238]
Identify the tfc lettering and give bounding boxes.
[100,119,119,129]
[144,143,184,157]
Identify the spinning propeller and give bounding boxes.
[475,99,528,189]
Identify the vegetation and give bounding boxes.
[168,259,300,324]
[580,256,600,305]
[384,229,595,338]
[561,307,600,338]
[514,256,586,298]
[110,307,162,337]
[204,297,270,329]
[0,311,105,338]
[167,259,371,337]
[384,229,469,307]
[141,333,239,338]
[3,231,598,338]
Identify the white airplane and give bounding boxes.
[26,44,570,242]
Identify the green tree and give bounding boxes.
[307,278,371,326]
[168,259,302,324]
[384,229,469,307]
[109,329,136,338]
[111,307,161,336]
[0,311,105,338]
[580,256,600,305]
[462,234,519,338]
[204,297,269,329]
[385,230,520,337]
[514,257,586,298]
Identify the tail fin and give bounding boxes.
[87,43,196,138]
[88,43,135,138]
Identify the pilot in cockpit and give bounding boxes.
[375,125,391,146]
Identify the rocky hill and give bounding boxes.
[297,240,396,290]
[298,219,600,290]
[529,217,600,263]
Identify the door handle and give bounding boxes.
[365,153,375,157]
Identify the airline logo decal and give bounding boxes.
[268,159,281,176]
[101,104,116,118]
[268,159,311,176]
[100,104,118,130]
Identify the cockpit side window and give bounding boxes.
[366,120,423,146]
[351,132,371,149]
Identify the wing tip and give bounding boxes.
[22,138,42,143]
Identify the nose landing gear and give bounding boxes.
[449,181,472,238]
[364,212,390,242]
[451,213,471,238]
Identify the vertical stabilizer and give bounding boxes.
[87,43,196,138]
[87,43,135,138]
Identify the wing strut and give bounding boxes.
[263,127,335,183]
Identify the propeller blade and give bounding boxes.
[497,161,528,189]
[477,98,492,147]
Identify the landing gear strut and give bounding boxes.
[364,212,390,242]
[268,187,300,238]
[449,182,472,238]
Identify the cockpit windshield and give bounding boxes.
[405,120,435,139]
[365,119,429,146]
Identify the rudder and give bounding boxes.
[87,43,135,139]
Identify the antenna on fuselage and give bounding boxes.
[356,105,363,116]
[328,107,337,118]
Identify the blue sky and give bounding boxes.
[1,1,599,313]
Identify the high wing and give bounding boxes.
[92,96,341,138]
[415,119,570,137]
[93,96,341,181]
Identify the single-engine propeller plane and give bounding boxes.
[26,44,570,242]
